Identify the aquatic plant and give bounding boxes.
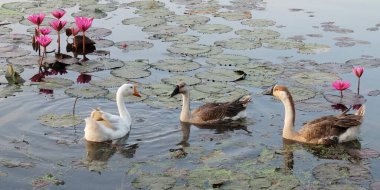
[352,66,364,94]
[27,13,45,55]
[332,80,351,97]
[36,35,52,66]
[76,73,92,84]
[75,16,94,61]
[49,19,66,55]
[39,27,51,36]
[51,9,66,20]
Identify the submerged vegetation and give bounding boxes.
[0,0,379,189]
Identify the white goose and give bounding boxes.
[84,84,141,142]
[264,85,365,145]
[170,82,251,124]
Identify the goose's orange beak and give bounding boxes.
[133,84,141,97]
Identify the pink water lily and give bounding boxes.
[36,35,52,47]
[332,80,351,97]
[49,20,67,55]
[27,13,45,26]
[39,27,51,35]
[352,66,364,94]
[75,16,94,62]
[71,27,80,36]
[51,9,66,20]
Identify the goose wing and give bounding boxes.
[299,114,363,141]
[193,96,250,122]
[90,109,119,130]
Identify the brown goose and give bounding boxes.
[263,85,365,145]
[170,82,252,124]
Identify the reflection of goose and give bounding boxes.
[264,85,365,145]
[170,82,251,124]
[84,84,141,142]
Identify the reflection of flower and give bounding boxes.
[75,16,94,62]
[352,66,364,94]
[39,27,51,35]
[353,104,362,110]
[331,104,348,112]
[30,73,45,82]
[332,80,350,97]
[39,88,53,94]
[77,73,92,84]
[51,9,66,20]
[27,13,45,26]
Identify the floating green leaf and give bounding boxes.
[323,90,367,105]
[236,75,276,88]
[263,38,305,50]
[196,68,245,82]
[167,43,211,56]
[240,62,284,76]
[142,24,187,35]
[144,83,174,97]
[236,29,280,40]
[122,17,166,27]
[86,27,112,38]
[161,35,199,44]
[132,173,176,190]
[111,67,151,79]
[65,86,109,98]
[214,11,251,21]
[194,82,235,94]
[291,71,340,85]
[241,19,276,27]
[93,39,114,49]
[0,45,30,58]
[287,87,317,102]
[143,96,180,109]
[152,59,201,72]
[298,43,331,54]
[214,38,262,50]
[0,85,21,98]
[188,166,234,188]
[135,7,174,18]
[295,99,333,112]
[115,41,154,51]
[6,55,39,66]
[169,15,210,27]
[162,75,201,86]
[127,0,165,9]
[95,58,125,70]
[89,76,131,88]
[38,113,83,127]
[38,78,74,90]
[191,24,233,34]
[206,54,251,66]
[66,61,103,73]
[0,27,12,35]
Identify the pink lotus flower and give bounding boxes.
[51,9,66,20]
[39,27,51,35]
[27,13,45,26]
[75,16,94,32]
[352,66,364,94]
[353,66,364,78]
[332,80,351,97]
[49,20,67,31]
[36,35,52,47]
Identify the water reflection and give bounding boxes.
[83,135,138,172]
[177,120,251,147]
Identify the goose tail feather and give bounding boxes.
[355,105,366,117]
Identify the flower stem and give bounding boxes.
[357,78,361,94]
[37,25,41,56]
[57,31,61,55]
[340,90,343,98]
[82,31,86,61]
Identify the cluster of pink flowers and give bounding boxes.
[332,66,364,97]
[27,9,93,61]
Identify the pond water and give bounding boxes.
[1,0,380,189]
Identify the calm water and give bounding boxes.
[1,0,380,189]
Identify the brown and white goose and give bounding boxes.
[263,85,365,145]
[170,82,252,124]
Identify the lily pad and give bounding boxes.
[291,71,340,85]
[241,19,276,27]
[162,75,201,86]
[0,85,22,98]
[122,17,166,27]
[86,27,112,39]
[123,59,151,70]
[288,87,316,102]
[0,33,32,45]
[72,10,107,20]
[65,86,109,98]
[214,11,251,21]
[0,27,12,35]
[132,173,176,190]
[312,162,371,185]
[196,68,246,82]
[240,62,284,76]
[185,1,221,15]
[167,43,212,56]
[206,54,251,66]
[323,90,366,105]
[345,58,380,69]
[89,76,131,88]
[115,41,154,51]
[205,87,251,103]
[152,59,201,72]
[95,58,125,70]
[66,61,103,73]
[38,113,83,127]
[298,43,331,54]
[188,166,234,188]
[161,35,199,44]
[6,55,39,66]
[111,67,151,79]
[263,38,305,50]
[191,24,233,34]
[214,38,262,50]
[0,45,30,58]
[236,75,276,88]
[135,7,174,18]
[79,3,118,13]
[142,24,187,35]
[143,96,180,109]
[93,39,114,49]
[127,0,165,9]
[169,15,210,27]
[295,99,333,112]
[144,83,175,97]
[194,82,235,94]
[38,78,74,90]
[236,29,281,40]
